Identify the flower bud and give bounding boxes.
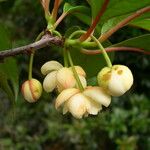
[21,79,42,103]
[97,65,133,96]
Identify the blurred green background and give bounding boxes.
[0,1,150,150]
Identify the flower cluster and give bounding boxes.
[21,59,133,119]
[40,60,133,119]
[55,86,111,119]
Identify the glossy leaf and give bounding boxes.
[129,19,150,31]
[100,0,150,22]
[75,0,150,34]
[112,34,150,51]
[63,3,90,15]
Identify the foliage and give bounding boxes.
[0,0,150,150]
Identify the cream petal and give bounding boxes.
[55,88,80,109]
[41,60,63,75]
[62,103,69,114]
[56,67,76,89]
[108,71,125,96]
[85,97,102,115]
[43,71,57,92]
[75,75,87,89]
[67,93,87,119]
[69,66,86,77]
[108,65,134,96]
[83,87,111,107]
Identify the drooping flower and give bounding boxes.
[55,86,111,119]
[41,61,87,92]
[97,65,134,96]
[21,79,42,103]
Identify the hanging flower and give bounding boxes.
[97,65,134,96]
[55,86,111,119]
[41,61,87,92]
[21,79,42,103]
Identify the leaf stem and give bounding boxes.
[81,47,150,55]
[67,50,84,91]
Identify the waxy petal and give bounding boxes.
[83,87,111,107]
[43,71,57,92]
[67,93,87,119]
[56,67,75,89]
[69,66,86,77]
[75,75,87,89]
[41,60,63,75]
[55,88,80,109]
[85,97,102,115]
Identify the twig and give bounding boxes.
[81,47,150,55]
[99,6,150,42]
[79,0,110,42]
[40,0,51,15]
[0,33,64,60]
[54,12,67,29]
[52,0,62,21]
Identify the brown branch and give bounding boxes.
[0,33,64,60]
[79,0,110,42]
[81,47,150,55]
[99,6,150,42]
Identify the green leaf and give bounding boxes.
[86,0,104,18]
[129,19,150,31]
[63,3,90,14]
[101,0,150,22]
[70,41,114,78]
[112,34,150,51]
[0,24,19,101]
[78,0,150,34]
[73,13,91,26]
[101,11,150,34]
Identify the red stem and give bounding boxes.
[52,0,60,21]
[99,6,150,42]
[79,0,110,42]
[81,47,150,55]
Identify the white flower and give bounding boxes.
[97,65,134,96]
[55,86,111,119]
[41,61,87,92]
[21,79,42,103]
